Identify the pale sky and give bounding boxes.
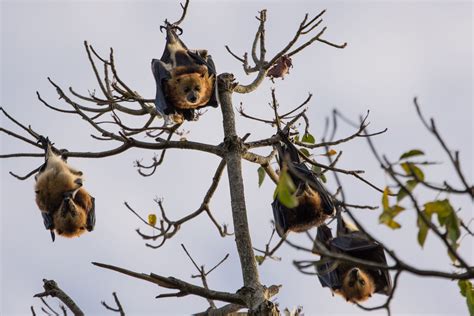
[1,1,472,315]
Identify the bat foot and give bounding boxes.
[37,135,51,149]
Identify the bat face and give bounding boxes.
[164,71,214,109]
[337,268,375,303]
[53,197,88,238]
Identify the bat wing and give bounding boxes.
[203,54,219,108]
[316,259,342,290]
[271,199,288,238]
[86,196,96,232]
[315,225,343,290]
[41,211,55,242]
[41,211,54,230]
[330,234,380,253]
[151,58,172,116]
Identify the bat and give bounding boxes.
[34,137,96,241]
[315,212,392,303]
[267,55,293,82]
[272,137,335,237]
[151,22,219,122]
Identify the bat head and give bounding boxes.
[339,268,375,303]
[53,195,88,238]
[165,66,214,109]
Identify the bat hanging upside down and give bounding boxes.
[314,212,392,303]
[151,22,219,122]
[34,137,96,241]
[272,136,335,237]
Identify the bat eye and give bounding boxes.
[184,87,191,93]
[194,86,201,92]
[360,280,366,286]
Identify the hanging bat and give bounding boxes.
[272,137,335,238]
[34,137,96,241]
[151,22,219,122]
[314,212,392,303]
[267,55,293,82]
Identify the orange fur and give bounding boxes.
[35,147,93,238]
[336,268,375,303]
[164,69,214,110]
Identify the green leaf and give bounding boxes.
[417,211,432,248]
[401,162,425,181]
[397,179,418,202]
[382,187,391,211]
[257,167,266,187]
[446,212,461,244]
[299,148,311,157]
[275,168,299,208]
[447,243,460,263]
[293,135,300,142]
[255,255,265,265]
[458,280,474,315]
[301,133,315,144]
[379,212,402,229]
[319,173,327,183]
[312,165,322,174]
[399,149,425,160]
[380,189,404,230]
[424,200,453,218]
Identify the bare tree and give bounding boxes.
[1,2,472,315]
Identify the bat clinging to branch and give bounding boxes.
[151,22,219,122]
[315,212,392,303]
[34,137,96,241]
[272,136,335,237]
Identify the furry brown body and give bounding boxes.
[280,185,329,233]
[35,144,94,239]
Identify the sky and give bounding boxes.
[1,1,473,315]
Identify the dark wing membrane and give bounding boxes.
[86,196,96,232]
[203,54,219,108]
[315,225,342,289]
[330,235,381,253]
[272,199,288,238]
[151,59,172,116]
[41,211,54,230]
[279,138,302,165]
[316,259,342,290]
[294,163,335,215]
